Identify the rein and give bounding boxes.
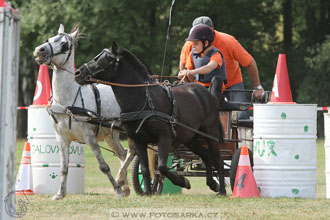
[87,77,172,87]
[150,75,178,79]
[50,61,75,75]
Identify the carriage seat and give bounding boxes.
[218,101,251,111]
[235,119,253,128]
[218,101,253,128]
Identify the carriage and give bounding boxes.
[73,41,273,196]
[34,25,270,198]
[131,90,270,195]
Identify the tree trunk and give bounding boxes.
[320,0,330,42]
[282,0,292,53]
[305,1,318,45]
[16,55,37,139]
[16,81,27,139]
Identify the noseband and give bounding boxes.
[45,33,73,66]
[83,49,120,77]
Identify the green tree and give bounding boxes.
[12,0,329,137]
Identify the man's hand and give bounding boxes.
[178,69,194,82]
[254,87,264,99]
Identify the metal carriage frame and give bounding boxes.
[131,90,269,195]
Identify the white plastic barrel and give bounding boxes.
[253,104,317,198]
[28,106,85,194]
[324,113,330,199]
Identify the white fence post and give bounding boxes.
[325,113,330,199]
[0,2,20,219]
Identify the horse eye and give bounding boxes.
[54,36,61,42]
[61,42,69,51]
[97,56,108,66]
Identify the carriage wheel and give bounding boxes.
[131,155,164,195]
[229,147,253,192]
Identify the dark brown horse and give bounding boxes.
[75,42,226,195]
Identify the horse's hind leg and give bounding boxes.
[53,135,70,200]
[86,136,124,197]
[134,141,152,195]
[104,132,135,196]
[186,138,220,193]
[206,136,227,196]
[157,136,190,189]
[206,138,226,195]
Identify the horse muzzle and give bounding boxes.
[33,45,51,65]
[74,69,91,85]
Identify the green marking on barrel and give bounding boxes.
[43,164,49,167]
[281,112,287,119]
[292,189,299,195]
[295,155,299,160]
[258,187,261,193]
[50,172,58,179]
[304,125,309,132]
[33,128,36,131]
[29,136,34,139]
[77,164,81,167]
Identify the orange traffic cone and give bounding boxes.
[16,142,34,195]
[269,54,295,103]
[231,146,260,198]
[32,65,51,106]
[0,0,7,7]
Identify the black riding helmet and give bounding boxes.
[185,24,214,55]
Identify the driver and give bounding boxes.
[178,24,226,102]
[180,16,264,119]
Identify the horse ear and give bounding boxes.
[111,41,118,54]
[70,28,79,40]
[58,24,64,34]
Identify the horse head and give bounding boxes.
[75,41,120,85]
[33,24,79,66]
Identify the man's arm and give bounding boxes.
[247,58,264,98]
[179,62,186,71]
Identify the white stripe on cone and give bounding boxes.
[238,155,250,166]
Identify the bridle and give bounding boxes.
[45,33,74,67]
[83,48,120,77]
[82,49,171,87]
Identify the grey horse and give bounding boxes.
[33,24,135,200]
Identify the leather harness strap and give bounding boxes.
[119,85,219,143]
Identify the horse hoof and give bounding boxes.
[122,185,130,197]
[52,194,65,200]
[142,192,152,197]
[217,189,227,196]
[184,178,191,189]
[115,188,125,197]
[214,184,220,193]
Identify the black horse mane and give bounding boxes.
[118,48,154,82]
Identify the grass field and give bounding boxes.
[14,139,330,220]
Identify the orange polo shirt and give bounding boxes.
[180,30,253,89]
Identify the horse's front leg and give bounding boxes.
[87,136,124,197]
[104,132,135,196]
[52,135,70,200]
